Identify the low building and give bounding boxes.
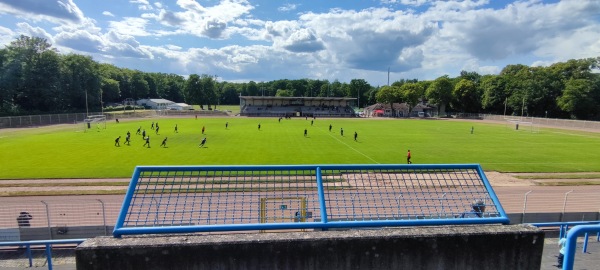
[364,103,409,117]
[364,102,436,118]
[136,99,175,110]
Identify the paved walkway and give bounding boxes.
[0,236,598,269]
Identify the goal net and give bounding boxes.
[505,118,540,133]
[83,115,106,132]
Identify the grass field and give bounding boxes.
[1,117,599,179]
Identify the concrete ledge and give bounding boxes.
[76,225,543,270]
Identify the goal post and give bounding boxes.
[260,197,308,224]
[83,115,106,132]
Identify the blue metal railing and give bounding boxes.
[562,225,600,270]
[113,164,510,237]
[530,221,600,239]
[0,239,85,270]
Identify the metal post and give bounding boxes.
[440,193,446,218]
[26,245,32,267]
[522,190,532,223]
[46,243,53,270]
[41,201,52,239]
[397,194,402,218]
[85,90,89,117]
[98,199,108,235]
[351,194,356,219]
[583,232,589,253]
[561,190,573,222]
[559,225,564,239]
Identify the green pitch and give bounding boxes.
[1,117,599,179]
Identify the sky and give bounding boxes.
[0,0,598,86]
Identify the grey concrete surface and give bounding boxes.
[75,225,543,270]
[1,234,597,269]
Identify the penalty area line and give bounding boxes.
[320,127,380,164]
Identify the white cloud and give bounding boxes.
[278,4,298,12]
[55,30,105,53]
[281,28,324,52]
[147,0,253,39]
[437,0,600,61]
[298,8,436,71]
[0,0,85,24]
[15,22,55,44]
[130,0,153,11]
[2,0,599,86]
[0,26,14,46]
[108,17,151,37]
[157,9,185,26]
[202,18,228,38]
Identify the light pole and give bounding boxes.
[85,90,89,117]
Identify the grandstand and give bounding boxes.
[239,96,357,117]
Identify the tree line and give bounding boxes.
[1,35,599,120]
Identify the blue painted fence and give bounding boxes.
[113,164,509,237]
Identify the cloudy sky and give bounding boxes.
[0,0,598,86]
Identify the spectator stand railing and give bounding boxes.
[530,221,600,254]
[113,164,509,237]
[0,239,85,270]
[562,224,600,270]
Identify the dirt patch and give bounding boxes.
[484,171,535,186]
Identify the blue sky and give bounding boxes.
[0,0,598,86]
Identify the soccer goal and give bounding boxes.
[505,118,540,133]
[83,115,106,132]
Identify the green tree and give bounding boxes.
[220,83,240,104]
[399,83,423,116]
[375,85,402,116]
[452,79,480,112]
[101,78,120,104]
[201,75,217,109]
[130,72,149,100]
[557,79,598,119]
[480,75,506,114]
[60,54,101,112]
[5,36,61,112]
[276,89,293,97]
[184,74,202,106]
[426,76,453,116]
[162,74,185,102]
[349,79,371,108]
[247,81,259,96]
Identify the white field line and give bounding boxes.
[320,127,380,164]
[548,131,600,139]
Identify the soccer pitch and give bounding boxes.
[1,117,599,179]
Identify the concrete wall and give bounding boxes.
[76,224,543,270]
[507,212,599,224]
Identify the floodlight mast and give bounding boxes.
[85,89,89,117]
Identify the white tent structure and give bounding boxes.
[166,103,193,110]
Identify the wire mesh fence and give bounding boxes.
[482,114,600,131]
[0,189,598,240]
[111,164,510,237]
[0,199,121,240]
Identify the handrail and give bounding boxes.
[0,239,85,270]
[562,225,600,270]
